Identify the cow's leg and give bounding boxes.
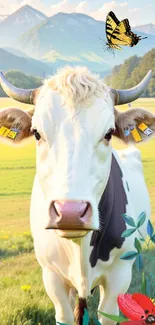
[43,267,74,325]
[98,260,133,325]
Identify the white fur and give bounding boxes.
[30,71,151,325]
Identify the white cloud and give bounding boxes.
[47,0,154,26]
[49,0,75,16]
[91,1,128,21]
[0,0,154,26]
[90,1,141,25]
[76,1,91,14]
[48,0,93,16]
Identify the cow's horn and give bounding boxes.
[0,71,40,104]
[110,70,152,105]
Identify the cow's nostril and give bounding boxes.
[53,202,60,217]
[80,204,89,218]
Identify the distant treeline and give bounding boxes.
[1,49,155,98]
[0,70,42,97]
[105,48,155,98]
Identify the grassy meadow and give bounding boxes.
[0,97,155,324]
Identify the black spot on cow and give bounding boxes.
[90,154,127,267]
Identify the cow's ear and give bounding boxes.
[114,108,155,143]
[0,107,34,144]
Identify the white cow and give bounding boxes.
[0,67,154,325]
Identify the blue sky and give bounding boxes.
[1,0,155,25]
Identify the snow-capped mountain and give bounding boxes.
[0,6,154,74]
[17,12,155,71]
[0,15,8,22]
[0,5,47,46]
[134,23,155,35]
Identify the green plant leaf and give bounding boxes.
[121,228,136,238]
[137,212,146,228]
[83,309,89,325]
[134,238,142,253]
[98,311,128,322]
[146,276,151,297]
[147,220,154,238]
[141,271,146,295]
[151,234,155,244]
[135,254,143,271]
[120,251,138,260]
[93,317,102,325]
[122,214,136,227]
[140,238,145,242]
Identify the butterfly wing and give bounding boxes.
[111,19,133,47]
[112,19,146,47]
[106,11,120,41]
[105,11,122,49]
[105,11,146,50]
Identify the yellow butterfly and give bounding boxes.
[105,11,147,51]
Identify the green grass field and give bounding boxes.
[0,98,155,325]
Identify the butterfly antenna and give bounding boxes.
[139,36,148,40]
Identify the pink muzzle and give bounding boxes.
[48,200,92,230]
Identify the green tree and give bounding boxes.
[105,48,155,97]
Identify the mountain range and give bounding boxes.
[134,23,155,35]
[0,5,154,75]
[0,5,47,46]
[0,48,53,77]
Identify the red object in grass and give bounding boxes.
[118,293,155,324]
[121,321,146,325]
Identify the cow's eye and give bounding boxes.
[104,128,114,141]
[33,129,41,141]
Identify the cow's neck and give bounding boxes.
[55,232,94,296]
[89,154,127,267]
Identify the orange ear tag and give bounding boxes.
[138,123,153,136]
[130,126,142,143]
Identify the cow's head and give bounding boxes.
[0,67,154,238]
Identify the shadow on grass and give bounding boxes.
[0,247,34,259]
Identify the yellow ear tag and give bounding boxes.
[138,123,153,136]
[130,126,142,142]
[0,126,19,139]
[0,126,10,137]
[8,128,19,139]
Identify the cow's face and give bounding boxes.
[32,86,115,236]
[0,68,154,238]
